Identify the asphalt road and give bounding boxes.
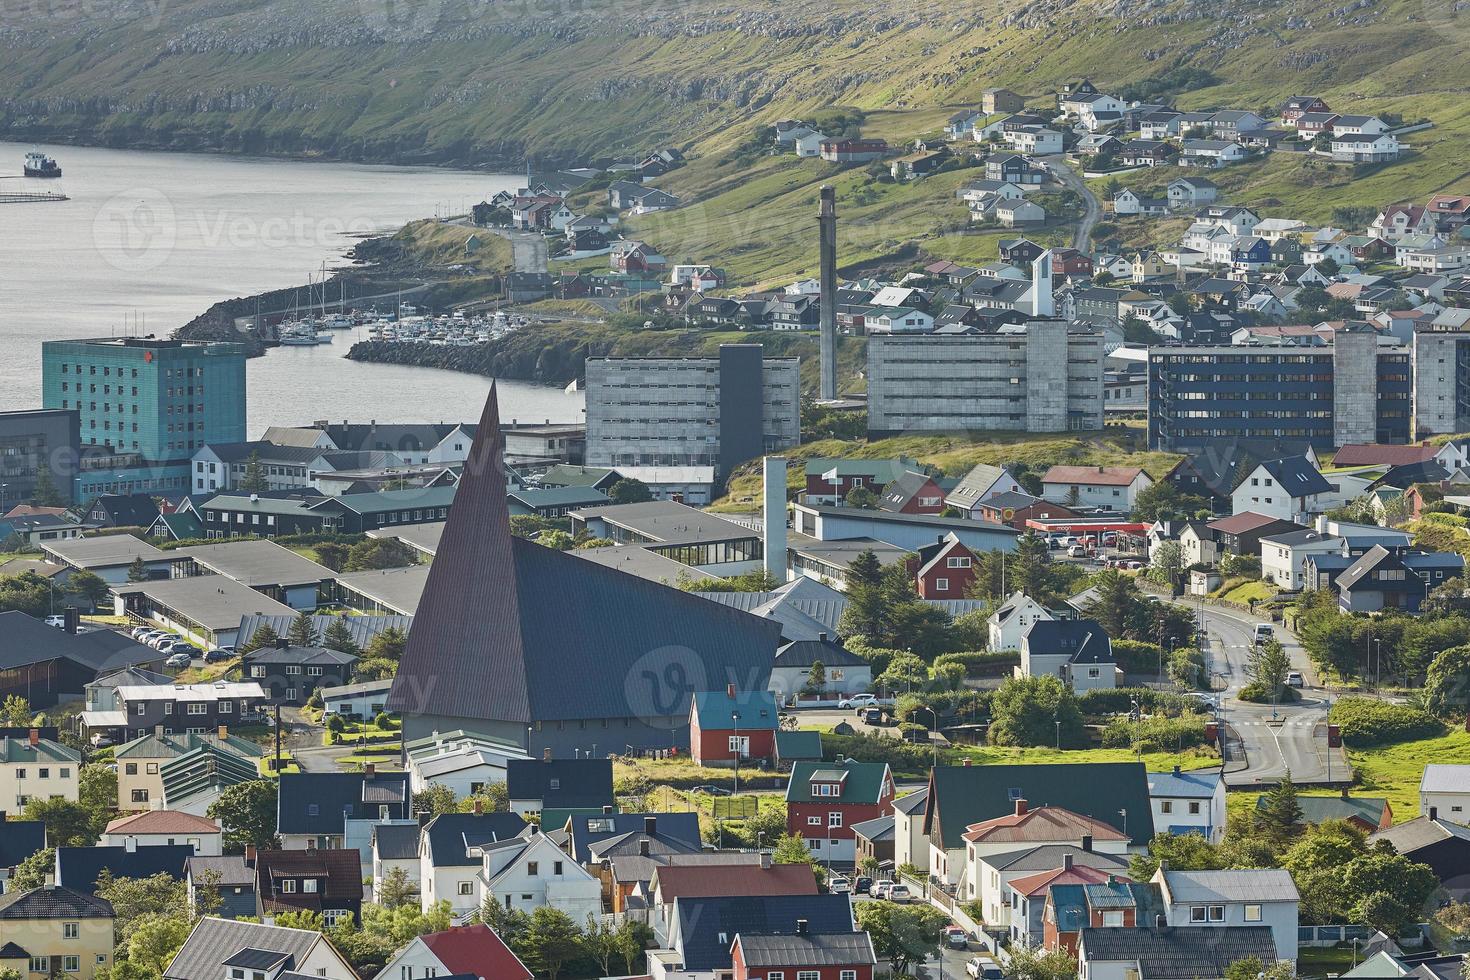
[1045,156,1102,252]
[1183,599,1350,787]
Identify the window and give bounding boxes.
[1244,904,1262,922]
[303,879,318,893]
[1208,905,1225,922]
[1188,801,1201,815]
[797,972,821,980]
[64,922,79,938]
[30,958,47,974]
[125,763,138,775]
[527,862,539,876]
[936,577,949,591]
[458,881,474,896]
[146,763,159,775]
[840,972,857,980]
[1102,911,1124,927]
[282,879,297,893]
[808,816,823,826]
[131,789,150,803]
[165,703,174,714]
[38,768,49,779]
[769,973,786,980]
[251,666,266,677]
[324,909,350,927]
[220,701,233,714]
[64,958,80,974]
[187,703,208,715]
[1190,906,1207,922]
[1160,801,1173,813]
[828,811,843,828]
[286,665,302,675]
[554,861,563,875]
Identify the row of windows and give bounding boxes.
[13,767,72,779]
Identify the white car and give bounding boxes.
[164,652,193,668]
[967,957,1005,980]
[1287,671,1304,688]
[870,881,892,901]
[840,694,878,710]
[887,883,911,904]
[828,875,851,894]
[1253,623,1274,645]
[44,615,66,628]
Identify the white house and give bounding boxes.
[793,131,827,158]
[987,592,1053,651]
[419,812,532,916]
[1154,868,1300,966]
[1019,619,1118,694]
[866,307,935,334]
[1260,529,1344,590]
[1041,465,1153,510]
[1332,115,1392,137]
[100,810,223,855]
[374,924,532,980]
[371,824,420,909]
[945,463,1024,515]
[1147,768,1227,843]
[1012,128,1064,155]
[1332,133,1400,163]
[476,831,601,921]
[1420,764,1470,822]
[891,789,930,871]
[405,729,530,797]
[1231,457,1334,523]
[1180,140,1247,167]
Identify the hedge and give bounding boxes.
[1112,639,1165,676]
[1078,687,1194,716]
[1101,712,1210,752]
[933,650,1020,677]
[1328,696,1445,746]
[894,689,992,724]
[822,731,937,772]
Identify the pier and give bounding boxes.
[0,190,69,204]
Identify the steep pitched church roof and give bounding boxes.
[387,386,781,725]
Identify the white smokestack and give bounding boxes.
[1027,249,1055,317]
[763,456,788,583]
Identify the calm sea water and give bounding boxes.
[0,141,583,432]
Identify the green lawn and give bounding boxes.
[1219,580,1275,605]
[1348,730,1470,819]
[1297,945,1361,978]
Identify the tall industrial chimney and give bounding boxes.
[1027,249,1055,318]
[818,186,839,401]
[762,456,788,583]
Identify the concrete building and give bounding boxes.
[1147,342,1413,452]
[585,345,800,481]
[1412,318,1470,439]
[866,320,1105,435]
[42,337,248,498]
[0,409,80,505]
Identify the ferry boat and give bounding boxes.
[23,151,61,178]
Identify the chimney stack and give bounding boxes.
[644,816,657,837]
[1081,834,1093,852]
[1014,798,1027,816]
[543,747,552,762]
[218,725,228,739]
[1062,853,1073,871]
[602,805,614,815]
[963,758,972,767]
[28,728,38,747]
[639,838,650,857]
[275,637,289,650]
[817,187,838,401]
[761,850,772,870]
[727,683,736,700]
[364,762,375,777]
[473,798,484,815]
[245,845,256,867]
[1172,764,1181,776]
[762,456,788,583]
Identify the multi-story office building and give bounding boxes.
[865,319,1106,435]
[42,338,248,497]
[1412,318,1470,439]
[0,408,81,505]
[1147,332,1413,451]
[584,344,800,480]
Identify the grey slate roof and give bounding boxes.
[57,845,194,893]
[1256,457,1334,498]
[0,610,159,674]
[1421,764,1470,795]
[981,843,1129,873]
[1079,925,1279,978]
[736,932,876,967]
[165,917,325,980]
[1371,815,1470,853]
[1161,868,1299,903]
[675,894,857,971]
[185,856,255,888]
[0,885,113,919]
[371,824,422,862]
[424,813,529,868]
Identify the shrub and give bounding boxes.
[893,689,991,724]
[932,651,1019,677]
[1329,696,1444,746]
[1101,712,1209,752]
[1112,639,1165,676]
[822,731,936,772]
[373,711,396,730]
[1078,687,1193,716]
[325,713,346,733]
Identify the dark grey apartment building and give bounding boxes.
[0,408,80,505]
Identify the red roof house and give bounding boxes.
[1331,443,1445,467]
[399,924,533,980]
[909,532,979,599]
[731,926,877,980]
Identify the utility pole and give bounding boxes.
[274,702,282,772]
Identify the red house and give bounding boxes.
[731,924,877,980]
[976,491,1079,530]
[1051,248,1094,279]
[879,471,947,515]
[1280,95,1331,124]
[689,687,779,767]
[785,759,894,866]
[803,457,918,505]
[910,532,978,599]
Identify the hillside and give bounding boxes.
[3,0,1468,172]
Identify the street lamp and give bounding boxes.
[1118,807,1128,840]
[1372,638,1383,692]
[732,708,741,796]
[1055,718,1061,750]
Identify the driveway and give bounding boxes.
[1045,156,1102,252]
[1173,597,1351,787]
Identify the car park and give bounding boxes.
[840,693,878,710]
[164,652,192,668]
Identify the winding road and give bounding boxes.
[1046,156,1102,252]
[1173,597,1350,787]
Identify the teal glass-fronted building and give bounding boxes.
[42,337,247,497]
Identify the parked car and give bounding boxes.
[204,646,235,663]
[862,706,885,725]
[871,881,893,901]
[1287,671,1304,688]
[1068,545,1087,558]
[164,652,193,668]
[44,615,66,628]
[944,926,969,949]
[854,876,872,894]
[1253,623,1274,645]
[690,785,732,797]
[148,634,176,649]
[89,733,114,748]
[1185,692,1219,709]
[840,693,878,710]
[828,875,852,894]
[967,956,1005,980]
[887,883,911,904]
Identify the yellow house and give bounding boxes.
[0,885,115,980]
[1131,251,1170,283]
[0,734,81,812]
